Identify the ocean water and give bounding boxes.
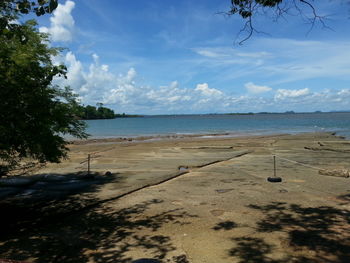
[82,113,350,139]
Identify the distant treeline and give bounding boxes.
[223,111,350,115]
[225,111,296,115]
[76,104,142,120]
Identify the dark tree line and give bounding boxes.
[76,104,116,120]
[74,104,141,120]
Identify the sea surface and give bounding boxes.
[82,113,350,139]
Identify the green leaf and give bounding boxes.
[49,0,58,13]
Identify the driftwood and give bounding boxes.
[319,169,350,178]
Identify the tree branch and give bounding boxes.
[225,0,331,44]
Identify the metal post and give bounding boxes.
[273,155,276,177]
[88,154,90,175]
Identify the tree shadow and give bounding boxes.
[229,237,283,263]
[337,193,350,204]
[212,221,237,231]
[0,171,120,235]
[0,198,196,262]
[0,172,196,262]
[240,201,350,262]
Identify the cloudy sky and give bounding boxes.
[34,0,350,114]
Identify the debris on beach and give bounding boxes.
[319,168,350,178]
[215,188,234,193]
[178,166,189,173]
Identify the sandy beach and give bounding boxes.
[0,132,350,262]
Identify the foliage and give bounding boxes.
[115,113,143,118]
[1,0,58,40]
[1,0,58,16]
[0,18,88,172]
[73,104,143,119]
[75,104,116,120]
[227,0,325,44]
[229,0,282,18]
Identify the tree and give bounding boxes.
[226,0,327,44]
[85,105,98,119]
[74,104,116,120]
[1,0,58,16]
[0,2,88,174]
[1,0,58,40]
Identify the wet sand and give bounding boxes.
[0,132,350,262]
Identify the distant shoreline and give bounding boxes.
[83,111,350,119]
[143,111,350,117]
[81,114,143,120]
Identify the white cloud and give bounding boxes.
[63,52,86,91]
[338,89,350,96]
[194,49,226,58]
[195,83,223,97]
[39,0,75,42]
[54,50,350,114]
[126,68,137,81]
[191,39,350,86]
[245,82,272,94]
[275,88,310,100]
[101,65,109,72]
[254,38,350,84]
[56,52,232,113]
[193,48,271,60]
[236,51,270,58]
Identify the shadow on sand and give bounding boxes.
[229,200,350,263]
[0,172,194,263]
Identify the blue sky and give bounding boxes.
[34,0,350,114]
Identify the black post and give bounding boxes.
[267,155,281,182]
[88,154,90,175]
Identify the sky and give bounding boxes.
[32,0,350,114]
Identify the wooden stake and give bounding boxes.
[273,155,276,177]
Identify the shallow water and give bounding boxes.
[80,113,350,139]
